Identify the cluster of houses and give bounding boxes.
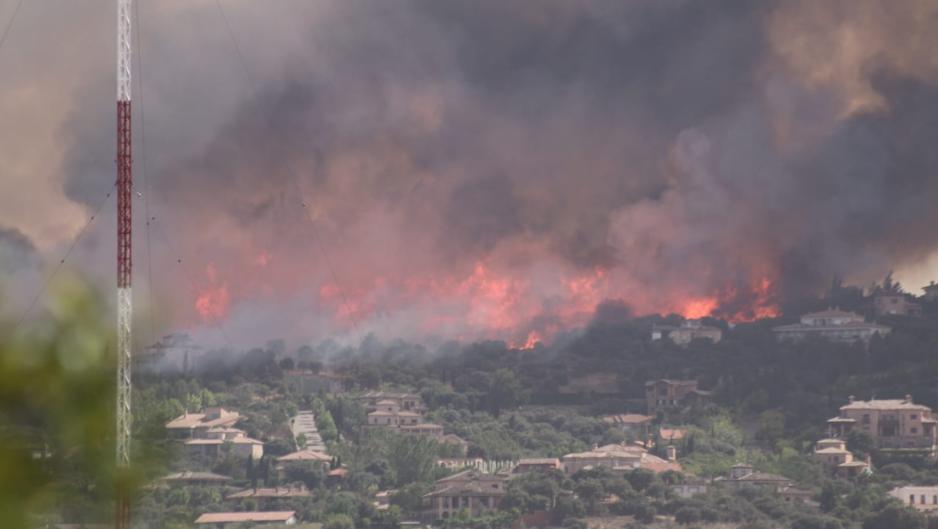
[422,454,821,523]
[813,394,938,516]
[165,407,265,461]
[422,444,679,523]
[652,319,723,345]
[358,391,470,455]
[163,404,338,527]
[812,394,938,480]
[653,307,902,347]
[156,342,938,527]
[824,395,938,456]
[772,309,891,343]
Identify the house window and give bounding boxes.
[933,495,937,505]
[922,495,927,505]
[862,415,870,425]
[912,415,918,420]
[911,495,916,505]
[912,428,918,434]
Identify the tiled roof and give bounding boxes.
[162,471,232,482]
[736,472,790,483]
[841,399,931,411]
[517,458,560,466]
[425,470,509,498]
[640,456,682,473]
[277,449,331,462]
[184,436,262,446]
[602,414,653,425]
[773,322,890,332]
[195,511,296,524]
[165,409,241,430]
[839,461,870,467]
[802,309,862,318]
[227,487,311,499]
[645,379,698,387]
[814,447,850,454]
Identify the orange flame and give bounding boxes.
[195,284,230,321]
[681,297,719,319]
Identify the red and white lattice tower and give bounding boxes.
[115,0,133,527]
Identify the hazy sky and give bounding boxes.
[2,0,938,348]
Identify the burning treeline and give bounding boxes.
[34,1,938,346]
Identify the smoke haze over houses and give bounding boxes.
[3,0,938,347]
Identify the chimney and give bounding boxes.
[848,395,855,403]
[906,394,913,403]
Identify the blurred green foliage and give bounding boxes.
[0,278,154,528]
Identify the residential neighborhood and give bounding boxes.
[20,274,938,529]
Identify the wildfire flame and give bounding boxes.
[191,253,780,342]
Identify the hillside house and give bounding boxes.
[160,471,232,487]
[561,444,680,474]
[276,449,331,480]
[645,379,711,415]
[773,309,890,343]
[890,486,938,514]
[671,476,710,499]
[827,396,938,455]
[717,464,796,494]
[165,408,241,439]
[924,282,938,302]
[652,320,722,345]
[226,485,311,509]
[358,392,425,414]
[194,511,297,527]
[812,438,870,478]
[184,433,264,461]
[873,293,921,317]
[367,398,423,427]
[422,470,509,521]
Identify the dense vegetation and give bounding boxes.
[9,281,938,528]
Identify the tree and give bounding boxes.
[246,456,257,489]
[675,506,702,525]
[487,369,527,416]
[284,461,324,490]
[623,469,656,492]
[0,280,160,528]
[756,410,785,445]
[316,403,339,444]
[846,431,875,460]
[324,513,356,529]
[553,495,586,521]
[863,504,926,529]
[391,483,431,514]
[573,479,604,514]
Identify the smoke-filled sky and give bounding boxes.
[2,0,938,349]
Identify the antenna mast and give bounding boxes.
[115,0,133,527]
